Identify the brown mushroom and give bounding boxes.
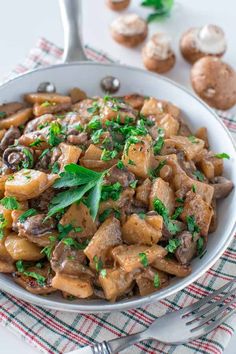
[191,57,236,110]
[142,33,176,74]
[106,0,130,11]
[0,127,21,151]
[180,25,226,64]
[211,176,234,199]
[3,146,34,171]
[175,231,199,265]
[110,14,148,48]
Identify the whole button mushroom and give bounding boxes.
[180,24,227,64]
[142,33,176,73]
[191,56,236,110]
[106,0,130,11]
[111,13,148,47]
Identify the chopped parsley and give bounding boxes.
[0,214,7,239]
[197,237,205,256]
[116,160,124,170]
[91,129,104,144]
[29,138,45,147]
[153,273,160,288]
[38,148,50,160]
[188,135,199,144]
[22,148,34,168]
[101,182,122,202]
[99,208,121,222]
[101,149,118,161]
[171,206,184,220]
[186,215,200,237]
[153,136,164,155]
[87,116,102,130]
[18,209,38,223]
[214,152,230,159]
[51,161,60,174]
[16,260,25,272]
[0,197,19,210]
[155,160,166,176]
[0,111,6,118]
[128,159,136,166]
[63,237,88,250]
[23,271,46,286]
[129,180,138,189]
[100,269,107,278]
[165,238,181,253]
[87,102,99,114]
[48,122,64,146]
[153,198,180,235]
[192,184,196,193]
[193,170,204,182]
[41,236,57,259]
[93,255,103,272]
[139,252,148,268]
[41,101,55,107]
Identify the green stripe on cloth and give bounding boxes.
[0,37,236,354]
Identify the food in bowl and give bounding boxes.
[106,0,131,11]
[0,90,233,302]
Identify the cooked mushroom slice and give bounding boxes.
[152,257,191,277]
[104,165,136,188]
[0,127,21,151]
[24,93,72,105]
[162,220,186,241]
[29,188,56,213]
[51,240,90,277]
[3,146,34,171]
[13,264,56,295]
[211,176,234,199]
[67,132,88,146]
[122,94,145,110]
[100,97,138,124]
[5,169,57,201]
[33,102,72,117]
[135,268,169,296]
[24,114,55,133]
[18,214,57,247]
[0,102,25,116]
[0,108,33,129]
[69,87,87,103]
[175,231,199,265]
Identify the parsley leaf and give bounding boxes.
[193,170,204,182]
[186,215,200,237]
[93,255,103,272]
[100,269,107,278]
[41,236,57,259]
[153,198,180,235]
[63,237,88,250]
[165,238,181,253]
[0,214,7,239]
[214,152,230,159]
[86,174,104,220]
[153,136,164,155]
[0,197,19,210]
[171,206,183,220]
[0,111,6,118]
[101,182,122,202]
[23,271,46,286]
[197,237,205,256]
[153,273,160,288]
[16,260,25,272]
[101,149,118,161]
[18,208,38,223]
[48,122,64,146]
[188,135,199,144]
[116,160,124,169]
[51,162,60,174]
[29,138,45,147]
[139,252,149,268]
[22,148,34,168]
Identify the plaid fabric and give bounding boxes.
[0,37,236,354]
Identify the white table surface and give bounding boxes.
[0,0,235,353]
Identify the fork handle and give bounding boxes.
[105,331,145,353]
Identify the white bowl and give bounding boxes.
[0,62,235,313]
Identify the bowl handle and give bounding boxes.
[59,0,88,62]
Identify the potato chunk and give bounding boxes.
[80,144,117,171]
[180,191,213,236]
[51,273,93,298]
[136,178,152,206]
[84,217,122,268]
[5,233,43,261]
[164,136,205,160]
[149,177,175,214]
[0,108,33,129]
[5,169,57,201]
[99,268,135,301]
[141,97,180,120]
[122,135,153,179]
[122,214,163,245]
[152,257,191,277]
[158,114,179,138]
[0,205,13,229]
[111,244,167,272]
[198,155,223,180]
[57,143,82,172]
[60,202,97,238]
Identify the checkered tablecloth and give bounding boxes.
[0,38,235,354]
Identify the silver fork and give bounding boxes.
[67,279,236,354]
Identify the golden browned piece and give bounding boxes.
[106,0,130,11]
[191,56,236,110]
[111,14,148,47]
[180,24,227,64]
[142,33,176,73]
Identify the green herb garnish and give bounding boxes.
[41,236,57,259]
[101,182,122,202]
[214,153,230,159]
[0,111,6,118]
[197,237,204,256]
[22,148,34,168]
[165,238,181,253]
[51,162,60,174]
[101,149,118,161]
[23,271,46,286]
[153,137,164,155]
[0,197,19,210]
[139,252,149,268]
[193,170,204,182]
[188,135,199,144]
[16,260,25,272]
[141,0,174,23]
[0,214,7,239]
[93,255,103,272]
[29,138,45,147]
[116,160,124,170]
[153,198,180,235]
[186,215,200,237]
[153,273,160,288]
[18,208,38,223]
[171,206,183,220]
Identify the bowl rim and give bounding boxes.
[0,61,235,313]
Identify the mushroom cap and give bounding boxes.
[191,56,236,110]
[180,25,226,64]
